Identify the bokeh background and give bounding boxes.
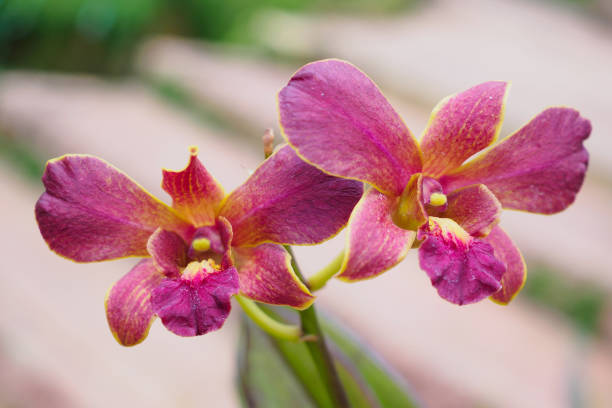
[1,0,611,406]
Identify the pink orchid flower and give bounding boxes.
[35,145,362,345]
[279,59,590,306]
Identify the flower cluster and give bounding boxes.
[35,58,590,345]
[278,59,590,305]
[36,145,361,345]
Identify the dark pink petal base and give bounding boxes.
[188,217,234,269]
[151,261,239,337]
[418,218,504,305]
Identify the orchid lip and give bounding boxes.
[151,261,239,337]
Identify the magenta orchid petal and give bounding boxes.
[147,228,188,278]
[441,108,590,214]
[233,244,314,310]
[105,259,164,346]
[35,155,192,262]
[151,261,239,337]
[162,147,225,227]
[418,217,504,305]
[485,226,527,304]
[219,145,362,247]
[421,81,509,178]
[338,188,416,281]
[279,59,422,195]
[438,184,502,237]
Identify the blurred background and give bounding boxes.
[1,0,611,406]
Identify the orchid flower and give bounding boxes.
[35,145,362,345]
[279,59,590,305]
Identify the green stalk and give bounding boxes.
[285,246,350,408]
[235,295,302,341]
[308,251,345,291]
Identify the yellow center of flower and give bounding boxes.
[429,192,447,207]
[182,261,203,279]
[182,259,220,279]
[192,237,211,252]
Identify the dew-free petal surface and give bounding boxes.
[338,188,415,281]
[105,259,163,346]
[441,108,590,214]
[418,217,504,305]
[440,184,501,237]
[162,147,225,227]
[147,228,187,277]
[421,81,508,178]
[220,145,362,247]
[151,262,239,337]
[485,226,527,304]
[233,244,314,309]
[279,59,421,195]
[35,155,192,262]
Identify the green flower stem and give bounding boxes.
[299,305,350,407]
[235,295,302,341]
[285,246,350,408]
[307,251,345,292]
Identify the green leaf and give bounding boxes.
[237,315,319,407]
[237,307,421,407]
[320,312,421,408]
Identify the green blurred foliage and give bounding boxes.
[0,130,45,180]
[0,0,414,74]
[523,264,607,334]
[238,307,420,407]
[0,0,156,73]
